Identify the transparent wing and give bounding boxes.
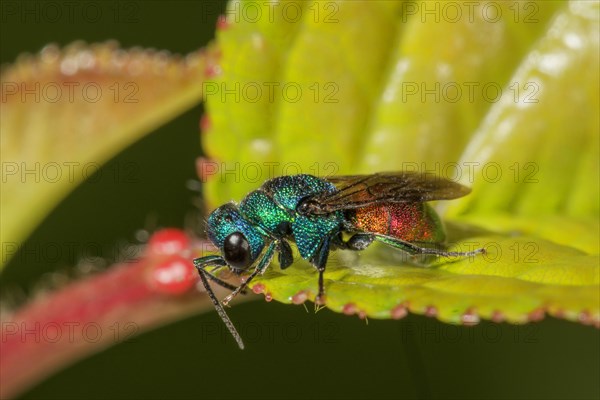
[302,172,471,214]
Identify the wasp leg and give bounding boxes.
[374,235,485,257]
[193,255,245,350]
[222,241,277,306]
[278,239,294,270]
[329,232,346,249]
[310,237,332,305]
[193,256,244,292]
[345,233,375,251]
[331,232,375,251]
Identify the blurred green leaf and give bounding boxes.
[0,42,206,268]
[446,0,599,220]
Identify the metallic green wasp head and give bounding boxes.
[206,203,265,272]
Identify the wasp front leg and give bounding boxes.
[222,241,277,306]
[193,255,243,292]
[193,255,245,350]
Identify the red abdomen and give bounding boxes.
[347,202,445,243]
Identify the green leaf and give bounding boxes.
[1,42,207,267]
[202,1,403,201]
[445,0,599,220]
[204,0,599,326]
[250,234,599,325]
[358,0,564,171]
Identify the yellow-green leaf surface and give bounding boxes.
[203,1,599,326]
[1,42,207,267]
[251,236,599,325]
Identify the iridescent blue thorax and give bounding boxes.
[207,175,345,261]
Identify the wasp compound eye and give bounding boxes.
[223,232,252,270]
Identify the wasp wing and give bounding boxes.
[303,172,471,214]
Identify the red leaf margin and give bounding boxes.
[0,238,244,399]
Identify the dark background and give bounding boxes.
[1,1,599,399]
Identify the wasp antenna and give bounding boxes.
[198,269,245,350]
